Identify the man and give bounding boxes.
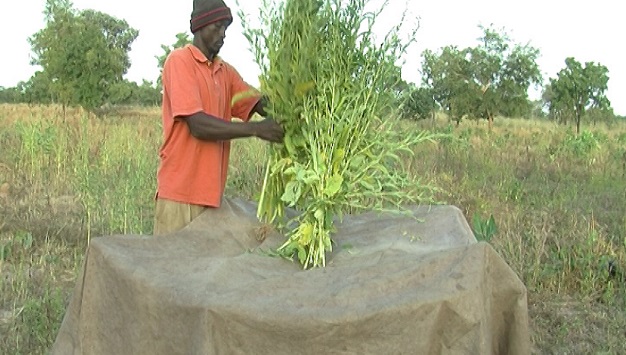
[154,0,284,235]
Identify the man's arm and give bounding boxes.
[183,111,283,143]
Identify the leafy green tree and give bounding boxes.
[421,46,473,124]
[400,85,437,120]
[421,25,542,126]
[470,26,542,121]
[585,107,615,126]
[0,87,19,103]
[131,80,162,106]
[28,0,75,108]
[107,80,134,105]
[155,32,191,91]
[20,71,56,104]
[545,57,611,134]
[467,26,507,125]
[530,100,546,119]
[0,86,23,103]
[29,0,138,111]
[107,79,161,106]
[542,83,570,124]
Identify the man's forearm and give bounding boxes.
[184,112,258,141]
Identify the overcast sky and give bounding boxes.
[1,0,623,115]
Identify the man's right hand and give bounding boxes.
[254,118,284,143]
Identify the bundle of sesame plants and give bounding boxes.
[240,0,438,269]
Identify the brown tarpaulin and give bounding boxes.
[51,198,530,355]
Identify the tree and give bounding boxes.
[29,0,139,112]
[467,25,508,126]
[545,57,611,134]
[28,0,75,108]
[543,82,571,125]
[20,71,56,104]
[400,85,437,120]
[109,79,161,106]
[155,32,191,91]
[470,26,542,121]
[421,25,542,127]
[131,80,162,106]
[0,86,23,103]
[421,46,473,124]
[585,106,615,126]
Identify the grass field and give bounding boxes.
[0,103,624,354]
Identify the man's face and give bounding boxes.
[198,19,231,55]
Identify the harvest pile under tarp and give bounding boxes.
[51,198,530,354]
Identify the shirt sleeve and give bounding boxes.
[228,65,262,122]
[162,50,204,119]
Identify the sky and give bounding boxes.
[1,0,623,115]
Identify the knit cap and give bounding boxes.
[190,0,232,33]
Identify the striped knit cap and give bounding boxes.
[190,0,233,33]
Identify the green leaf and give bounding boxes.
[301,170,319,184]
[297,246,306,263]
[314,208,325,223]
[349,155,365,169]
[280,181,299,205]
[487,215,498,236]
[283,134,297,155]
[472,213,497,242]
[324,174,343,197]
[359,178,377,191]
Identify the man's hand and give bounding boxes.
[253,118,284,143]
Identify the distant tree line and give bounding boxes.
[398,25,616,133]
[0,0,618,132]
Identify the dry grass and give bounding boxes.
[1,104,625,354]
[409,116,626,354]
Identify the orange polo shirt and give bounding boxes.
[156,44,261,207]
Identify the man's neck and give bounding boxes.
[192,37,217,62]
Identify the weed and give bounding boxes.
[472,213,497,242]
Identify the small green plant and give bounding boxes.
[0,240,11,261]
[13,287,67,353]
[14,230,34,250]
[472,213,497,242]
[564,130,601,157]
